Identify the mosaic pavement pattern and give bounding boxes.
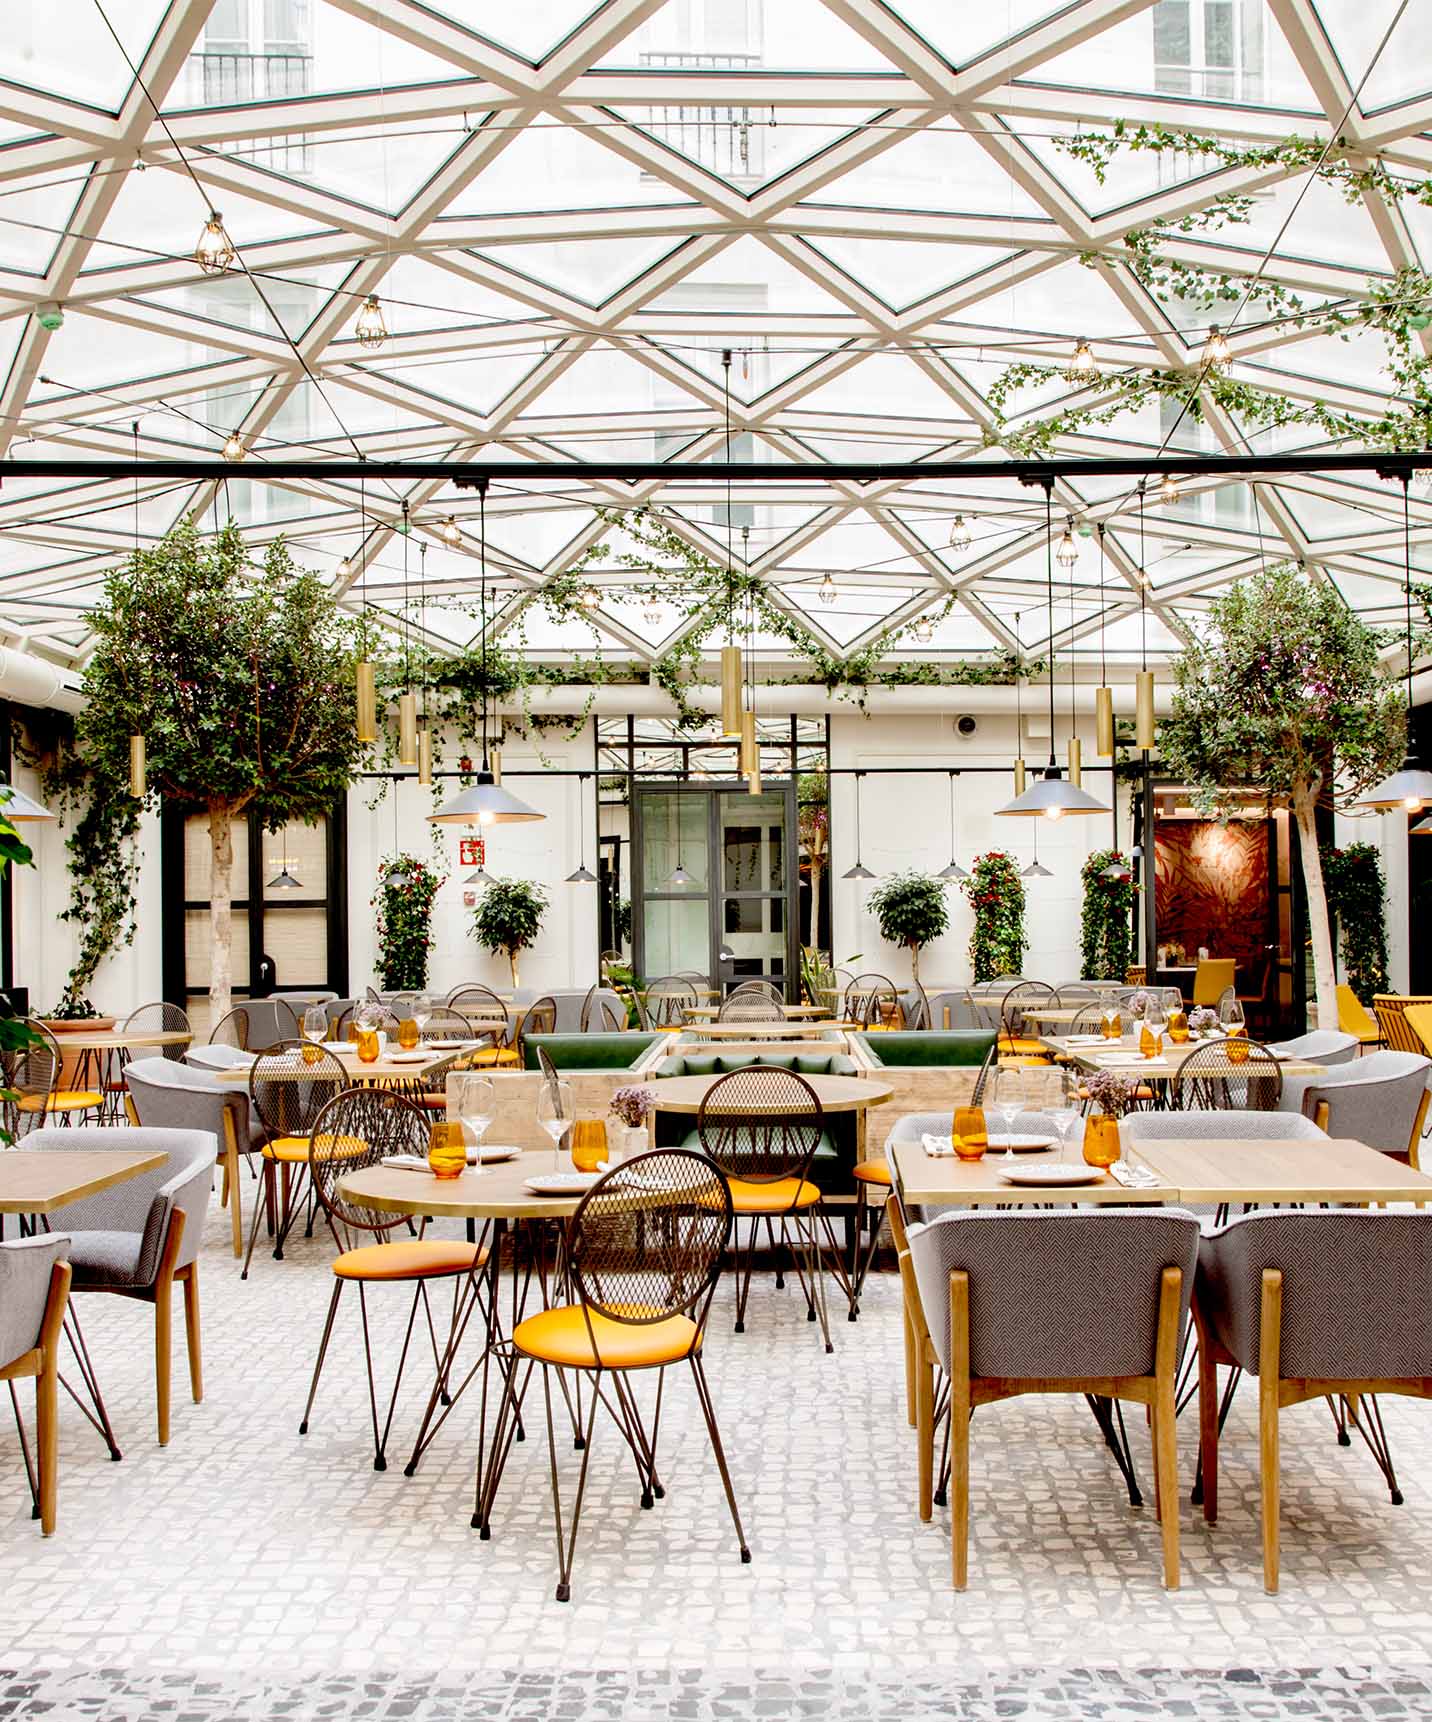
[5,1197,1432,1717]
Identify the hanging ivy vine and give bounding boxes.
[372,853,445,991]
[1079,848,1139,981]
[960,852,1028,983]
[1321,840,1391,1005]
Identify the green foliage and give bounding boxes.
[372,853,444,991]
[960,853,1027,983]
[868,871,950,963]
[470,876,549,982]
[1079,849,1138,980]
[613,896,632,945]
[1321,841,1391,1004]
[0,791,41,1143]
[1159,565,1404,813]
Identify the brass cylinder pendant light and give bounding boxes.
[356,660,377,744]
[128,734,146,799]
[721,645,743,738]
[740,709,756,778]
[398,692,418,767]
[1095,523,1115,756]
[417,727,432,787]
[1067,736,1082,787]
[489,746,502,785]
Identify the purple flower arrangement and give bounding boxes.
[1085,1069,1133,1118]
[609,1085,657,1129]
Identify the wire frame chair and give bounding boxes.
[1170,1038,1284,1113]
[903,985,932,1031]
[843,972,901,1029]
[696,1065,842,1350]
[579,986,626,1032]
[523,995,558,1040]
[300,1086,480,1471]
[0,1020,59,1139]
[1053,983,1104,1007]
[447,985,516,1065]
[483,1150,745,1601]
[241,1041,351,1279]
[412,1006,486,1108]
[208,1006,249,1049]
[728,978,783,1004]
[642,976,699,1030]
[121,1000,192,1061]
[365,985,384,1003]
[717,992,784,1023]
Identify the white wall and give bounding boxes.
[1333,807,1410,993]
[828,709,1131,988]
[346,722,600,996]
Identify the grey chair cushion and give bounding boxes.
[1198,1210,1432,1379]
[65,1230,144,1289]
[127,1061,256,1156]
[906,1209,1201,1380]
[1288,1051,1432,1155]
[1124,1109,1327,1145]
[0,1235,69,1368]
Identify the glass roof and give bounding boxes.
[1,0,1430,677]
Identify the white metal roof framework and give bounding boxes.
[2,0,1431,678]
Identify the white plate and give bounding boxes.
[1065,1035,1109,1046]
[998,1163,1104,1187]
[386,1050,432,1064]
[469,1144,520,1164]
[428,1039,475,1050]
[523,1171,601,1195]
[986,1132,1057,1152]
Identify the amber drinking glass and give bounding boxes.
[1101,1007,1122,1040]
[1083,1113,1121,1168]
[1167,1006,1189,1044]
[1138,1021,1163,1058]
[356,1027,380,1063]
[570,1119,607,1173]
[1225,1036,1250,1065]
[952,1105,987,1160]
[397,1017,420,1050]
[427,1121,467,1179]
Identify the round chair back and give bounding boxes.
[307,1086,429,1247]
[1000,980,1055,1038]
[1171,1038,1283,1112]
[568,1150,733,1332]
[843,973,900,1027]
[644,977,698,1029]
[696,1066,824,1185]
[2,1020,59,1133]
[524,996,558,1040]
[248,1041,350,1144]
[121,1000,192,1059]
[447,985,512,1043]
[209,1006,249,1049]
[717,993,783,1023]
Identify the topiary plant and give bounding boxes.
[469,876,549,986]
[867,870,949,986]
[960,853,1027,982]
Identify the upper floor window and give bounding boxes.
[189,0,313,174]
[1153,0,1264,103]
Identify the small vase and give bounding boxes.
[428,1121,467,1179]
[570,1119,607,1173]
[1083,1113,1121,1169]
[952,1105,987,1160]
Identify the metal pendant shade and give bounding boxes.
[668,862,693,886]
[1021,857,1052,878]
[567,771,597,880]
[565,863,597,882]
[939,770,967,878]
[0,781,56,821]
[1412,813,1432,834]
[268,864,302,890]
[464,866,491,885]
[429,771,544,825]
[842,770,875,879]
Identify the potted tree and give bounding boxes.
[74,520,369,1021]
[867,870,949,987]
[373,855,444,991]
[1160,565,1403,1029]
[470,876,549,987]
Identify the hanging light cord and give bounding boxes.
[1404,472,1415,716]
[723,349,735,644]
[418,538,427,723]
[1043,482,1057,772]
[1097,522,1107,687]
[479,477,490,771]
[401,498,410,689]
[1139,481,1148,673]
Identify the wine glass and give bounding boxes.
[413,993,433,1038]
[1142,993,1166,1056]
[456,1075,494,1172]
[1046,1066,1081,1165]
[536,1078,576,1173]
[302,1004,327,1044]
[990,1067,1024,1161]
[1220,994,1245,1035]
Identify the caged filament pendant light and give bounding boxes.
[428,479,543,827]
[997,485,1108,820]
[1359,472,1432,811]
[842,770,875,880]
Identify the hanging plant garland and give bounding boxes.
[1321,841,1391,1005]
[1079,848,1139,981]
[960,852,1028,983]
[373,853,444,991]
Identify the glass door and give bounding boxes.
[634,788,712,982]
[719,790,791,992]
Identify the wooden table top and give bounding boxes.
[652,1072,893,1114]
[1021,1007,1088,1025]
[684,1004,832,1020]
[1041,1034,1324,1078]
[339,1154,587,1221]
[890,1138,1152,1208]
[0,1147,167,1214]
[683,1021,841,1040]
[47,1029,192,1051]
[214,1045,464,1084]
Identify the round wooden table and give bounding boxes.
[652,1072,893,1114]
[683,1021,845,1040]
[52,1028,193,1120]
[339,1154,586,1222]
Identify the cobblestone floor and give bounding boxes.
[4,1198,1432,1717]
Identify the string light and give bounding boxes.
[643,595,663,627]
[194,211,234,275]
[912,616,933,643]
[1055,516,1079,568]
[1203,324,1231,370]
[818,572,837,606]
[222,432,245,463]
[1158,473,1181,506]
[1065,338,1098,384]
[580,585,601,610]
[337,554,353,578]
[354,293,388,350]
[441,515,461,547]
[948,513,972,552]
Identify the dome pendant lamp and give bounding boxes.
[997,485,1109,819]
[566,773,597,882]
[1359,473,1432,812]
[429,480,544,827]
[842,770,875,880]
[938,770,968,880]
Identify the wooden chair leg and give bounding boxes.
[181,1264,203,1404]
[36,1260,70,1536]
[155,1278,172,1447]
[903,1300,917,1429]
[915,1346,933,1522]
[1194,1305,1219,1524]
[224,1125,242,1259]
[1259,1269,1283,1593]
[949,1269,971,1590]
[1153,1266,1181,1590]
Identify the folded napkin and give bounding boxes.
[921,1132,953,1158]
[1109,1160,1162,1189]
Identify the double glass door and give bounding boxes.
[633,783,797,997]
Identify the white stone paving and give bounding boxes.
[3,1190,1432,1707]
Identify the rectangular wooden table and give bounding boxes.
[0,1147,167,1213]
[1041,1034,1324,1079]
[891,1134,1432,1210]
[213,1045,468,1085]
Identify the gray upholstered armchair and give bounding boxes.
[125,1056,258,1258]
[1289,1051,1432,1162]
[1195,1210,1432,1592]
[904,1208,1201,1590]
[27,1126,216,1447]
[0,1235,71,1534]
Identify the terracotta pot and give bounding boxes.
[39,1017,116,1034]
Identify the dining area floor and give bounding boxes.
[4,1199,1432,1721]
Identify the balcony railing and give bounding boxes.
[638,52,765,180]
[188,50,312,174]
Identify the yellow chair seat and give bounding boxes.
[999,1057,1053,1069]
[852,1159,891,1186]
[998,1036,1048,1056]
[514,1304,699,1369]
[470,1045,519,1068]
[264,1132,367,1163]
[1078,1084,1155,1102]
[726,1175,821,1213]
[334,1239,488,1282]
[17,1090,102,1113]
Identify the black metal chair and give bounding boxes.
[208,1007,249,1050]
[639,977,699,1030]
[1171,1038,1283,1113]
[242,1041,349,1280]
[447,985,517,1067]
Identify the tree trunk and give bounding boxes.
[1293,793,1337,1030]
[808,857,825,947]
[509,947,520,988]
[209,802,234,1024]
[909,940,921,986]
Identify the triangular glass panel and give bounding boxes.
[415,0,608,64]
[1310,0,1428,113]
[130,264,352,345]
[822,127,1047,217]
[794,352,979,423]
[600,0,903,72]
[83,169,328,279]
[13,0,169,108]
[0,177,82,277]
[803,236,1017,314]
[467,235,687,307]
[886,0,1058,70]
[295,4,481,94]
[604,105,884,198]
[441,120,704,217]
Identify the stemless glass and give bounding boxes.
[536,1078,576,1173]
[455,1075,494,1171]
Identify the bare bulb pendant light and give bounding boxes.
[566,772,597,882]
[948,513,972,553]
[997,485,1109,819]
[194,210,234,275]
[1094,523,1115,756]
[1135,483,1156,751]
[1359,472,1432,811]
[939,770,968,880]
[842,770,875,880]
[354,293,388,350]
[428,479,544,826]
[128,733,146,799]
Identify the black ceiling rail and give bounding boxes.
[0,451,1427,485]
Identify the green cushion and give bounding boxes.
[751,1052,797,1070]
[523,1033,662,1072]
[682,1053,722,1077]
[794,1053,835,1075]
[852,1030,995,1068]
[717,1053,758,1074]
[680,1126,837,1163]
